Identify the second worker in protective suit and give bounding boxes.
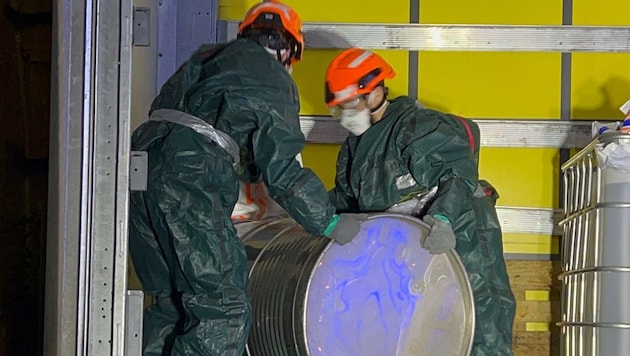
[324,48,516,356]
[128,2,364,355]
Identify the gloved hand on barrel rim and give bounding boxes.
[324,213,370,245]
[421,214,456,254]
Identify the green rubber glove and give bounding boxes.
[422,214,456,254]
[324,213,369,245]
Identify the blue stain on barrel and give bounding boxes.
[306,217,424,355]
[238,213,475,356]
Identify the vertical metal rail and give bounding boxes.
[408,0,420,99]
[114,1,134,354]
[45,0,133,354]
[45,0,87,353]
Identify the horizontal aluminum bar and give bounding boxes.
[218,21,630,52]
[560,203,630,226]
[300,116,593,148]
[503,253,559,261]
[496,206,563,236]
[557,321,630,329]
[558,266,630,279]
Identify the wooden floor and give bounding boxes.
[507,260,562,356]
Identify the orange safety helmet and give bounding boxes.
[325,48,396,107]
[237,0,304,65]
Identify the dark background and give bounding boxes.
[0,0,51,354]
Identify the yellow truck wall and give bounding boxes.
[219,0,630,258]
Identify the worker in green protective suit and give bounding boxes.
[324,48,516,356]
[128,2,365,355]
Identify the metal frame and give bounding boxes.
[304,23,630,52]
[556,134,630,355]
[300,116,593,148]
[45,0,134,354]
[219,20,630,52]
[45,0,86,353]
[124,290,144,355]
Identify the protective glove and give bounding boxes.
[422,214,456,254]
[325,213,369,245]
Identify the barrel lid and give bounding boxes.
[304,214,474,356]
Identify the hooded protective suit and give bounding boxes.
[129,39,337,355]
[329,96,516,355]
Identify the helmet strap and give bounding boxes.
[368,87,388,114]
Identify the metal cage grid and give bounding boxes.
[558,133,630,355]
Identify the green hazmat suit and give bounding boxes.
[129,39,337,356]
[329,96,516,355]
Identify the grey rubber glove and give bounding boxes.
[422,214,456,254]
[326,213,369,245]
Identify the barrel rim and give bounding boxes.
[301,212,476,355]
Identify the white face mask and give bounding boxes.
[264,46,293,74]
[340,109,372,136]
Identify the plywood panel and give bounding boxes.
[508,260,562,355]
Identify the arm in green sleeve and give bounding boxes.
[402,119,478,222]
[328,141,358,213]
[328,187,357,213]
[222,82,336,235]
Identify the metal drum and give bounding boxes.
[236,213,475,356]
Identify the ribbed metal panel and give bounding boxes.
[300,116,593,148]
[218,21,630,53]
[242,219,330,356]
[304,24,630,52]
[497,206,564,236]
